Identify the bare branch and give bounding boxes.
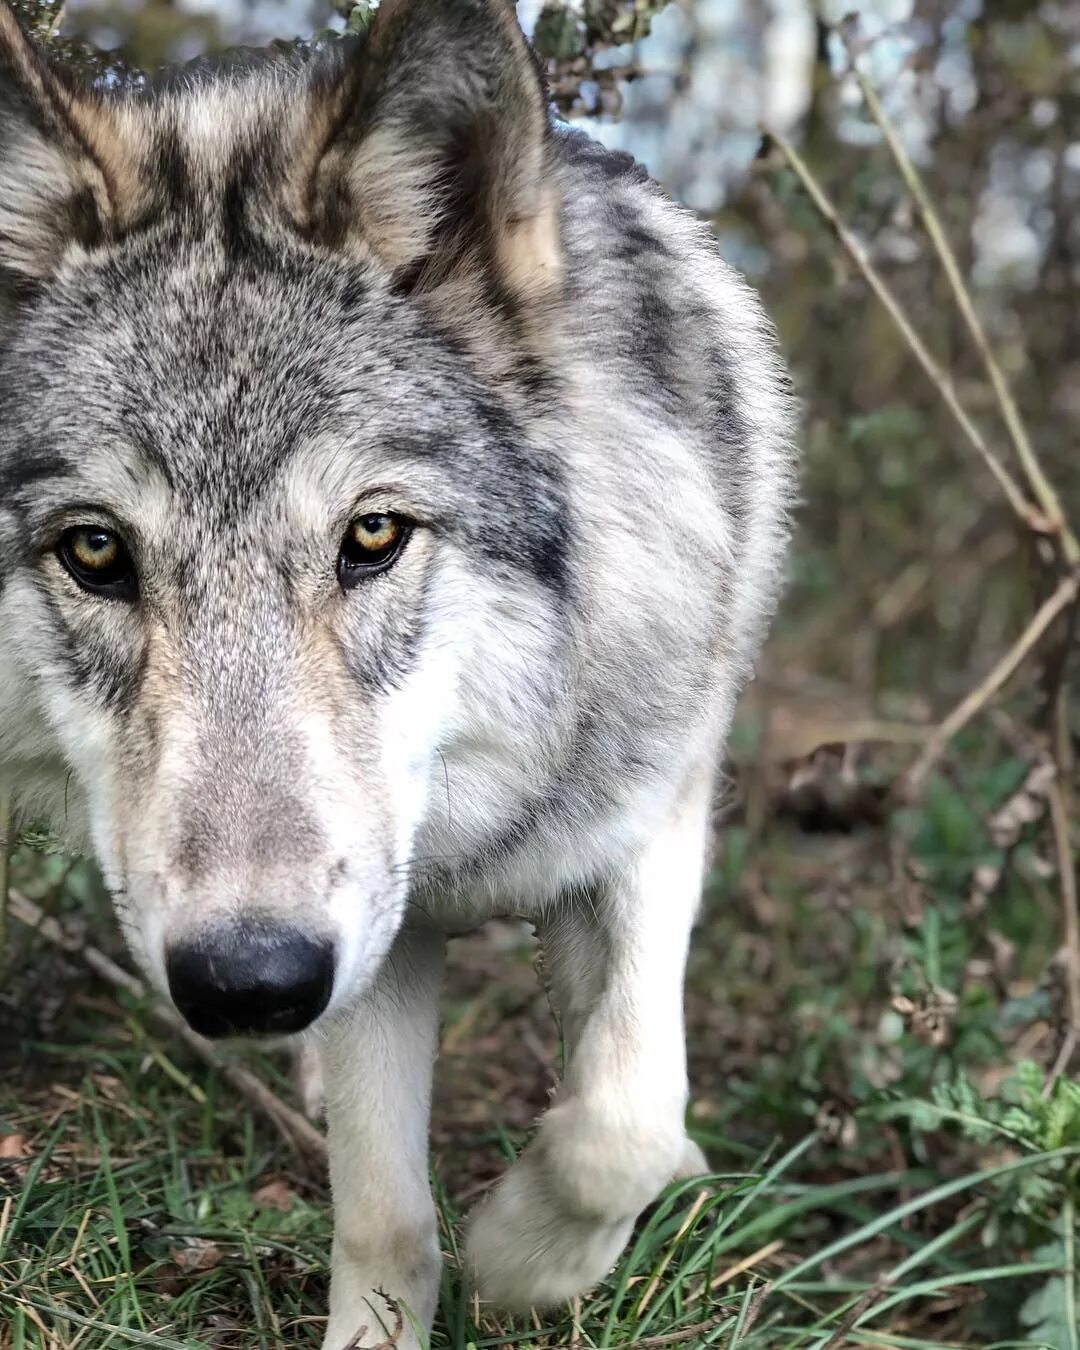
[900,573,1079,799]
[821,1275,894,1349]
[0,794,11,970]
[1048,695,1080,1082]
[761,127,1043,536]
[845,53,1079,567]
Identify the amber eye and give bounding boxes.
[56,526,138,601]
[337,513,411,589]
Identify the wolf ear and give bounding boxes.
[0,2,126,285]
[296,0,560,304]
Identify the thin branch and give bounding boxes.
[0,793,12,969]
[900,573,1079,799]
[1046,1027,1078,1096]
[762,127,1043,535]
[822,1276,894,1349]
[846,56,1079,566]
[729,1279,772,1346]
[630,1310,739,1348]
[8,889,328,1166]
[345,1291,405,1349]
[1048,695,1080,1080]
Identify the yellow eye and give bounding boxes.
[338,512,411,589]
[57,525,138,600]
[350,514,400,553]
[71,529,119,570]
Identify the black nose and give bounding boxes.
[166,923,335,1038]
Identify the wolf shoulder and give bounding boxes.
[551,126,797,476]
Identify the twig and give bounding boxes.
[709,1239,784,1292]
[628,1311,733,1347]
[821,1275,894,1349]
[730,1279,772,1345]
[0,793,12,968]
[769,28,1080,1111]
[346,1291,404,1349]
[1046,1027,1078,1097]
[1047,695,1080,1083]
[8,889,328,1166]
[845,52,1079,566]
[828,28,1080,1050]
[761,127,1043,535]
[900,573,1079,800]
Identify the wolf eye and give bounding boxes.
[337,513,411,589]
[57,526,138,601]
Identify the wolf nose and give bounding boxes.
[165,923,335,1038]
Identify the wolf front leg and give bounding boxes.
[465,768,712,1310]
[321,927,446,1350]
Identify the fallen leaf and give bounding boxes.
[167,1240,223,1273]
[0,1134,28,1159]
[252,1177,296,1212]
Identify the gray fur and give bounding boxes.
[0,0,796,1340]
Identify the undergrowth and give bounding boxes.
[3,737,1080,1347]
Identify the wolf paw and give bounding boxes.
[465,1101,698,1310]
[466,1145,636,1309]
[323,1228,439,1350]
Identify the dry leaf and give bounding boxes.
[252,1177,296,1212]
[988,758,1056,848]
[168,1240,224,1274]
[0,1134,28,1159]
[892,988,958,1048]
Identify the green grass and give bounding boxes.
[0,1076,1074,1349]
[3,742,1079,1349]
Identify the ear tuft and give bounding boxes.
[296,0,561,309]
[0,0,125,283]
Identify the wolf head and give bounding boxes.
[0,0,571,1035]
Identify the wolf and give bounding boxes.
[0,0,795,1343]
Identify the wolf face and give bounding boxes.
[0,0,576,1032]
[1,247,575,1028]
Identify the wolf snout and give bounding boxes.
[165,921,335,1039]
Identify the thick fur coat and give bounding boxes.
[0,1,796,1344]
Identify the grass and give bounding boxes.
[3,729,1079,1349]
[1,1059,1067,1350]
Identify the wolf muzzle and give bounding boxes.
[165,921,335,1038]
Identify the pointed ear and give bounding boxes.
[295,0,560,305]
[0,1,130,284]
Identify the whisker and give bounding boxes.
[436,748,453,831]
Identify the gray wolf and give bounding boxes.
[0,0,796,1343]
